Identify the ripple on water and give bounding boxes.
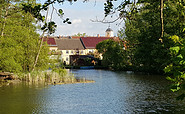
[1,69,185,113]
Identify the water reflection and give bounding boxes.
[0,83,49,114]
[0,69,185,113]
[114,71,184,113]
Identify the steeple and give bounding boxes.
[105,26,113,37]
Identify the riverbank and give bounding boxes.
[64,65,164,75]
[64,65,108,70]
[0,70,95,87]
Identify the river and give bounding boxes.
[0,69,185,113]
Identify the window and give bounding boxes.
[71,50,73,54]
[66,50,69,54]
[66,57,69,61]
[80,50,83,54]
[89,50,92,53]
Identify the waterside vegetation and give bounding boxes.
[99,0,185,100]
[0,70,94,87]
[0,0,95,86]
[0,0,185,100]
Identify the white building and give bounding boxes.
[105,27,114,37]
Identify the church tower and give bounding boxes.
[105,27,113,37]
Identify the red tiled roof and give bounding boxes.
[72,36,81,39]
[80,37,112,49]
[43,37,57,46]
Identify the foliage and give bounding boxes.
[73,33,88,37]
[96,39,127,70]
[0,0,82,73]
[164,35,185,100]
[114,0,185,99]
[117,0,185,74]
[21,0,83,29]
[0,0,49,73]
[48,55,66,76]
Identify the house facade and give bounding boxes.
[44,27,121,65]
[55,38,85,65]
[80,36,119,60]
[43,37,58,51]
[43,37,59,59]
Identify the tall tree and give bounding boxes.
[0,0,49,73]
[96,39,127,70]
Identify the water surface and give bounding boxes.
[0,69,185,113]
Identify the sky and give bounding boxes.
[40,0,124,37]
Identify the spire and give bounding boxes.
[105,25,113,37]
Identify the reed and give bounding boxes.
[13,69,94,85]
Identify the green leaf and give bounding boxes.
[164,64,173,73]
[170,46,180,54]
[166,76,176,82]
[58,9,64,15]
[181,73,185,79]
[183,28,185,32]
[179,60,185,65]
[169,35,179,43]
[170,83,181,92]
[41,23,47,30]
[177,54,183,59]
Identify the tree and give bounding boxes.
[0,0,90,73]
[163,1,185,100]
[114,0,185,99]
[21,0,76,72]
[73,33,88,37]
[96,39,127,70]
[0,0,49,73]
[116,0,171,73]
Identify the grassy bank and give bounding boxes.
[0,69,95,87]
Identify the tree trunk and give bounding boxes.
[1,7,8,37]
[160,0,164,42]
[32,7,49,72]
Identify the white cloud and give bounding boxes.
[49,0,123,37]
[72,19,82,24]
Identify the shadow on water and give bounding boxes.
[114,71,185,113]
[0,82,49,114]
[0,69,185,113]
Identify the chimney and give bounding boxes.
[97,34,100,37]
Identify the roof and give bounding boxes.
[43,37,57,46]
[80,37,111,49]
[106,28,113,32]
[72,36,81,39]
[56,38,85,50]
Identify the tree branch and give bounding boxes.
[32,7,49,72]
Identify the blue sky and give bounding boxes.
[40,0,123,36]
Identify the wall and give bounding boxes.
[60,50,86,65]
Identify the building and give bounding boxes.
[43,36,59,60]
[43,36,58,51]
[44,27,120,65]
[105,27,114,37]
[80,36,119,60]
[80,37,110,54]
[55,38,85,65]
